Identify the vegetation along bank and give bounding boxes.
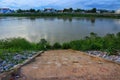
[0,32,120,73]
[0,13,120,19]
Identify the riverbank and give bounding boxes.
[0,32,120,56]
[0,32,120,73]
[0,13,120,18]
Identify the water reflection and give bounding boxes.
[91,18,95,24]
[27,17,36,20]
[56,17,73,22]
[115,19,120,25]
[0,17,120,44]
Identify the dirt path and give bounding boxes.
[17,50,120,80]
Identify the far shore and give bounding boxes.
[0,13,120,18]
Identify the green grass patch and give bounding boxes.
[0,32,120,58]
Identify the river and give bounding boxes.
[0,17,120,44]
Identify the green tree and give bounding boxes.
[69,8,73,12]
[63,8,73,12]
[74,9,81,12]
[63,8,69,12]
[37,9,41,12]
[17,9,23,13]
[91,8,96,13]
[29,9,36,13]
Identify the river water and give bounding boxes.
[0,17,120,44]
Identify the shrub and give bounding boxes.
[37,39,51,50]
[116,32,120,38]
[53,42,61,49]
[62,43,70,49]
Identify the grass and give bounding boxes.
[0,32,120,59]
[0,13,120,18]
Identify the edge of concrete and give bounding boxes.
[0,51,44,80]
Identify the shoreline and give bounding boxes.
[0,13,120,19]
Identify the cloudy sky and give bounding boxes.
[0,0,120,10]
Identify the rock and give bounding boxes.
[0,50,38,73]
[86,50,120,63]
[115,57,120,62]
[0,58,3,63]
[98,62,103,64]
[28,54,33,57]
[13,54,23,60]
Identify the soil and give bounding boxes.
[17,50,120,80]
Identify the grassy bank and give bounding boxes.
[0,13,120,18]
[0,32,120,58]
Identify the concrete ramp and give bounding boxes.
[16,50,120,80]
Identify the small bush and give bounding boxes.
[62,43,70,49]
[53,42,61,49]
[37,39,51,50]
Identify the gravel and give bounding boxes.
[0,51,37,73]
[86,51,120,63]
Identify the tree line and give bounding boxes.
[16,8,115,13]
